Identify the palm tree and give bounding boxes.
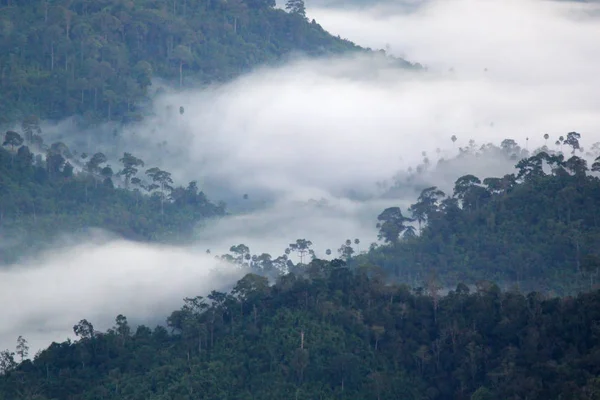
[558,135,565,152]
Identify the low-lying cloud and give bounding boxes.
[0,237,244,356]
[44,1,600,202]
[6,0,600,355]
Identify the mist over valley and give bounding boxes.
[1,1,600,398]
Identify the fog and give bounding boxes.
[4,0,600,356]
[0,234,244,355]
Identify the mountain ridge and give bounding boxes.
[0,0,418,126]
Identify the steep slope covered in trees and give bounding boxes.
[0,0,409,124]
[0,140,224,262]
[365,134,600,294]
[1,265,600,400]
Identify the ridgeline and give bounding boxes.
[1,2,600,399]
[0,0,414,125]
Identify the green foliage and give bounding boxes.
[0,0,375,124]
[376,207,413,244]
[2,263,600,399]
[366,148,600,294]
[0,143,224,262]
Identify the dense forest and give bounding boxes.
[2,1,600,399]
[0,127,225,263]
[5,129,600,397]
[361,133,600,295]
[0,0,415,125]
[1,264,600,400]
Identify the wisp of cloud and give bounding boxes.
[0,238,243,355]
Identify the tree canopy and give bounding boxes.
[0,0,418,125]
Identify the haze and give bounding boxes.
[4,0,600,354]
[0,235,243,356]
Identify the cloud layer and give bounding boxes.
[102,1,600,200]
[5,0,600,356]
[0,238,243,355]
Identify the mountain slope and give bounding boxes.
[362,141,600,294]
[0,0,410,125]
[1,266,600,400]
[0,144,224,263]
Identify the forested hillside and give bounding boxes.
[2,1,600,399]
[0,0,401,124]
[362,134,600,294]
[0,0,388,261]
[199,134,600,295]
[1,265,600,400]
[0,137,224,263]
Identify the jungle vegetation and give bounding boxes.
[0,263,600,399]
[0,0,416,125]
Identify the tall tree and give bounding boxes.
[376,207,412,244]
[73,319,95,340]
[145,167,174,214]
[171,45,193,88]
[118,152,145,188]
[338,239,354,261]
[16,336,28,362]
[85,152,107,174]
[285,0,306,18]
[21,115,41,145]
[2,131,23,151]
[288,239,313,264]
[565,131,581,154]
[409,186,445,232]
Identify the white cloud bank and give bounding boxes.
[95,0,600,202]
[0,238,243,355]
[5,0,600,356]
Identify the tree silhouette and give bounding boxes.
[565,131,581,154]
[288,239,313,264]
[338,240,354,261]
[146,167,174,214]
[285,0,306,17]
[16,336,28,362]
[2,131,23,150]
[21,115,41,144]
[118,152,145,188]
[73,319,95,340]
[376,207,412,244]
[86,152,107,174]
[409,186,445,232]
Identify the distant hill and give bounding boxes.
[0,0,415,125]
[0,143,225,263]
[361,136,600,295]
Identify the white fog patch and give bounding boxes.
[0,238,244,355]
[194,195,401,259]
